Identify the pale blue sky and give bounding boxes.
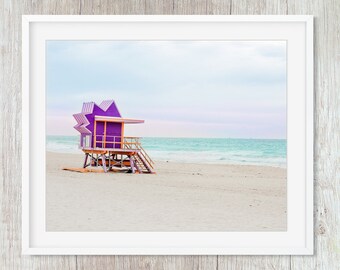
[46,41,286,139]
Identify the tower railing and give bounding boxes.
[93,134,124,148]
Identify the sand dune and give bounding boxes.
[46,152,287,231]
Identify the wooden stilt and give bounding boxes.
[108,152,111,170]
[101,155,107,173]
[83,153,89,168]
[133,156,142,173]
[129,155,135,174]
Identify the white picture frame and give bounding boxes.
[22,15,313,255]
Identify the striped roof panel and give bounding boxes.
[99,100,114,111]
[81,102,95,114]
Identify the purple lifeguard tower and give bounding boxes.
[73,100,154,174]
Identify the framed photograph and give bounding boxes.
[22,15,313,255]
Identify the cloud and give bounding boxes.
[46,40,286,139]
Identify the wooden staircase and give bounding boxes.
[124,137,155,174]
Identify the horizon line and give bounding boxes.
[46,134,287,140]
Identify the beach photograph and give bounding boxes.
[46,40,287,232]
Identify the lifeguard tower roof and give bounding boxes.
[73,100,144,137]
[95,115,144,124]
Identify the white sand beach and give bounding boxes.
[46,151,287,231]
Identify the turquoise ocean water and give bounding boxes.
[47,136,286,167]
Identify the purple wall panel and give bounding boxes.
[94,122,122,148]
[93,122,122,148]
